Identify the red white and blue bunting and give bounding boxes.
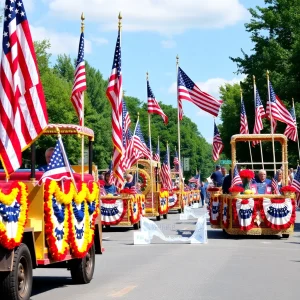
[158,192,168,214]
[261,198,295,230]
[210,199,220,225]
[222,202,228,228]
[130,197,140,224]
[234,198,256,230]
[168,193,178,208]
[101,199,127,226]
[139,195,146,216]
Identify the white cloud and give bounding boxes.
[46,0,248,34]
[30,26,92,55]
[161,40,176,48]
[89,36,109,45]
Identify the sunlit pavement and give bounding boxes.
[31,207,300,300]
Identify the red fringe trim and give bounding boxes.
[260,198,296,230]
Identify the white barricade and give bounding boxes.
[133,214,207,245]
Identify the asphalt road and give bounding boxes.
[31,207,300,300]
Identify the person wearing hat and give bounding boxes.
[210,165,223,187]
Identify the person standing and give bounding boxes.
[210,165,223,187]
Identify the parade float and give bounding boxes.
[101,159,168,226]
[208,134,295,237]
[0,124,102,300]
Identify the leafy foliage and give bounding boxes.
[24,40,215,180]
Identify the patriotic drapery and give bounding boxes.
[266,82,296,141]
[252,86,266,146]
[177,67,222,120]
[285,106,298,141]
[212,121,224,161]
[240,97,249,134]
[71,32,86,126]
[147,80,168,124]
[0,0,48,175]
[106,30,123,186]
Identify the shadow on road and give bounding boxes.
[102,226,134,232]
[31,276,72,297]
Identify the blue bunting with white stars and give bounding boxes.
[262,198,294,229]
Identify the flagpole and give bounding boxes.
[240,85,254,169]
[176,55,183,193]
[253,75,265,170]
[80,13,85,181]
[147,72,155,215]
[267,70,277,174]
[292,98,300,162]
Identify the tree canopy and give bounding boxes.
[24,40,215,180]
[219,0,300,167]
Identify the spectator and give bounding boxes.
[200,182,206,207]
[222,169,232,194]
[210,165,223,187]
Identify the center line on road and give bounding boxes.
[109,285,137,298]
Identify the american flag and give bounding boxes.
[160,150,172,190]
[147,80,168,124]
[38,137,73,184]
[266,82,296,140]
[122,99,131,147]
[231,165,242,187]
[0,0,48,175]
[292,166,300,192]
[106,30,123,186]
[173,150,179,172]
[240,97,249,134]
[213,121,224,161]
[153,139,160,161]
[284,106,298,141]
[252,87,266,146]
[136,122,151,158]
[177,67,222,120]
[272,173,280,194]
[71,32,86,126]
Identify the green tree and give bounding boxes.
[221,0,300,166]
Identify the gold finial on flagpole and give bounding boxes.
[176,54,179,66]
[146,72,149,80]
[118,12,122,30]
[81,13,85,33]
[240,82,243,97]
[266,70,270,80]
[253,75,256,84]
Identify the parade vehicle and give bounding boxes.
[208,134,295,237]
[0,124,102,300]
[100,159,167,227]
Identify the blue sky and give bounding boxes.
[4,0,264,143]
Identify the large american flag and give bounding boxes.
[71,32,86,126]
[153,139,160,161]
[284,106,298,141]
[160,150,172,190]
[266,82,296,140]
[38,136,73,184]
[106,30,123,185]
[231,165,242,187]
[177,67,222,120]
[0,0,48,175]
[292,166,300,192]
[252,87,266,146]
[147,80,168,124]
[240,97,249,134]
[213,121,224,161]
